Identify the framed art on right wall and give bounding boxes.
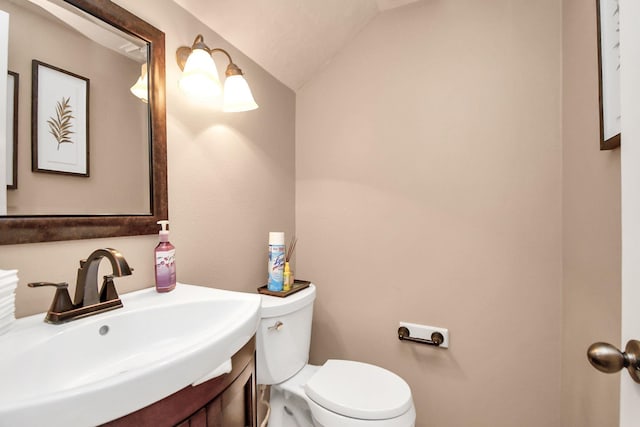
[597,0,621,150]
[6,71,18,189]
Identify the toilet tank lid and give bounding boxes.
[260,284,316,318]
[304,359,413,420]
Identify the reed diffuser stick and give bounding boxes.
[286,236,298,262]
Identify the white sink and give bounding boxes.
[0,283,261,427]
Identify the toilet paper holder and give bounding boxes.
[398,326,444,347]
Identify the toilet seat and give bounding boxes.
[304,360,413,420]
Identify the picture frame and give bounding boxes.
[32,60,90,176]
[6,71,18,189]
[596,0,621,150]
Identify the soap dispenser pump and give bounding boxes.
[155,220,176,293]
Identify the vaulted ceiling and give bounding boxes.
[171,0,422,91]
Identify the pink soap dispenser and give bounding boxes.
[155,220,176,292]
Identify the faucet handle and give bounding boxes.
[28,281,69,290]
[99,275,120,302]
[28,282,74,316]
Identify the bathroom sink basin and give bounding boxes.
[0,283,261,427]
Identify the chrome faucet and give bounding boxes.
[29,248,133,324]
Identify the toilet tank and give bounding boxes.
[256,284,316,385]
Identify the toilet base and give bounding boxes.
[269,385,315,427]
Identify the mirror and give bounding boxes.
[0,0,167,244]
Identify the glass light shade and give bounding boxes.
[130,63,148,103]
[222,74,259,112]
[179,48,222,98]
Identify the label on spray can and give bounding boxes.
[268,244,285,291]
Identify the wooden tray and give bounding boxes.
[258,280,311,297]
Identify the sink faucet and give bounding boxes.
[29,248,133,324]
[74,248,132,306]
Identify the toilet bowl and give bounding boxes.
[257,284,416,426]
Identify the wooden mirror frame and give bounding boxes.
[0,0,167,245]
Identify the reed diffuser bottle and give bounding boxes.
[283,236,297,291]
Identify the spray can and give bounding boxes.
[267,232,285,291]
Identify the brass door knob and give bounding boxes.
[587,340,640,383]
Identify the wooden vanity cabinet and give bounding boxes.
[103,337,256,427]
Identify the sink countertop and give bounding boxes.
[0,283,261,427]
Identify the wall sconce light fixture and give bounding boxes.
[129,62,148,103]
[176,34,258,112]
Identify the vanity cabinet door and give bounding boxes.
[177,408,207,427]
[204,398,223,427]
[219,357,256,426]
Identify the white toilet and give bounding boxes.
[257,284,416,427]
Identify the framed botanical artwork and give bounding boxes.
[32,60,90,176]
[596,0,621,150]
[6,71,18,189]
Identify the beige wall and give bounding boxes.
[0,0,296,318]
[296,1,563,426]
[2,0,149,215]
[561,0,621,425]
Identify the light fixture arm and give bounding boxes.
[190,34,209,52]
[209,47,232,65]
[210,48,244,77]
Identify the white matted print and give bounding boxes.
[32,60,89,176]
[597,0,621,150]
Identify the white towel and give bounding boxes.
[191,359,233,386]
[0,270,18,291]
[0,269,17,336]
[0,269,18,281]
[0,321,12,335]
